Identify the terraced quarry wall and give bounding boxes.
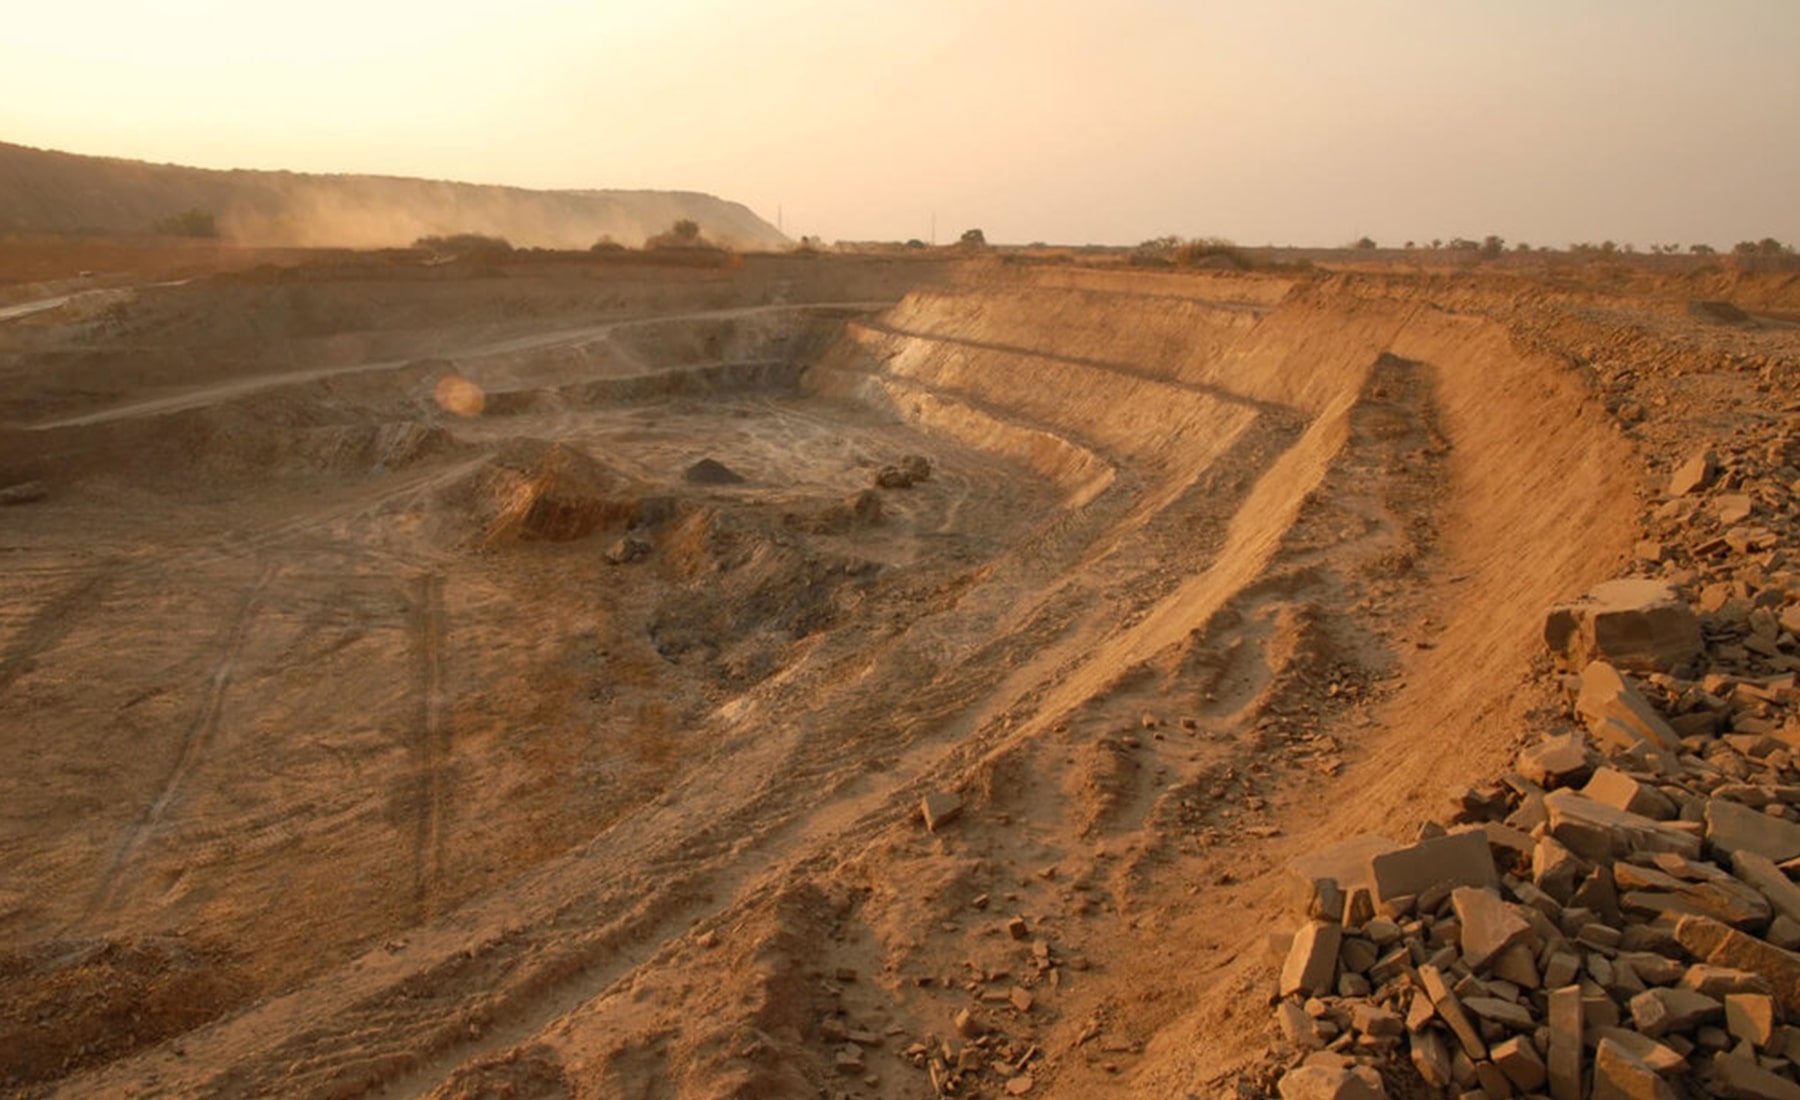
[0,258,1660,1098]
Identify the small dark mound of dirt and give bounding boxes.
[684,457,747,485]
[873,454,932,489]
[1688,299,1753,325]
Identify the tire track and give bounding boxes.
[78,564,276,926]
[412,572,450,922]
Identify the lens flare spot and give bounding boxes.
[433,373,485,417]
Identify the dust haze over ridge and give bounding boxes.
[2,0,1797,249]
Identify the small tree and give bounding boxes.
[959,228,987,248]
[1353,236,1377,250]
[1689,243,1716,255]
[1479,235,1505,259]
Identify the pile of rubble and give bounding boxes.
[1265,496,1800,1099]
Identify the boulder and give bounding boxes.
[1277,1064,1387,1100]
[1545,580,1703,673]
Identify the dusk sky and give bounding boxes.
[3,0,1796,248]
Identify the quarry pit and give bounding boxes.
[2,250,1797,1099]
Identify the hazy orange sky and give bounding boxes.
[3,0,1796,248]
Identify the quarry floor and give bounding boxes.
[0,249,1795,1099]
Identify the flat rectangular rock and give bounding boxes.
[1673,914,1800,1018]
[1544,790,1702,862]
[1288,834,1400,896]
[1369,830,1498,903]
[1708,798,1800,863]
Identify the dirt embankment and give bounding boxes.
[5,257,1795,1098]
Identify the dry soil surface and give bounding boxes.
[1,250,1797,1099]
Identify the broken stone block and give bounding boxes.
[1281,920,1343,999]
[1277,1001,1324,1051]
[1534,835,1588,902]
[1519,733,1594,789]
[1628,986,1725,1037]
[1674,915,1800,1018]
[1490,1035,1548,1092]
[1452,887,1533,971]
[1463,995,1537,1032]
[1575,662,1683,758]
[1726,992,1777,1048]
[1369,830,1499,904]
[1546,581,1704,673]
[1681,965,1772,998]
[1711,1053,1800,1100]
[921,791,963,832]
[1420,964,1489,1060]
[1547,986,1584,1100]
[1411,1029,1453,1088]
[1276,1063,1388,1100]
[1545,790,1702,862]
[1669,450,1719,496]
[1709,798,1800,862]
[1583,767,1678,820]
[1589,1028,1688,1074]
[1593,1038,1679,1100]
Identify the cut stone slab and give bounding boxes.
[1547,985,1584,1100]
[1463,995,1536,1031]
[1709,798,1800,863]
[921,791,964,832]
[1288,834,1399,896]
[1593,1038,1679,1100]
[1519,733,1593,789]
[1410,1029,1452,1089]
[1280,920,1343,998]
[1369,830,1498,903]
[1726,992,1777,1048]
[1681,965,1772,998]
[1583,767,1677,820]
[1711,1053,1800,1100]
[1730,849,1800,925]
[1452,887,1532,970]
[1544,790,1702,862]
[1673,915,1800,1018]
[1277,1063,1388,1100]
[1546,580,1704,673]
[1628,986,1723,1037]
[1419,964,1488,1060]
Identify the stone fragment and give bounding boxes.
[1628,986,1725,1037]
[1546,582,1704,673]
[1545,790,1702,861]
[1281,921,1343,998]
[1453,887,1533,971]
[1277,1064,1388,1100]
[1592,1038,1678,1100]
[1709,798,1800,862]
[1490,1035,1548,1092]
[1681,965,1772,998]
[1420,964,1488,1060]
[1475,1058,1516,1099]
[1675,915,1800,1017]
[954,1008,985,1038]
[1584,768,1678,820]
[922,791,963,832]
[1547,986,1583,1100]
[1589,1028,1689,1074]
[1669,450,1718,496]
[1369,831,1499,903]
[1519,733,1593,789]
[1726,992,1777,1048]
[1463,996,1536,1031]
[1411,1029,1453,1088]
[1575,662,1682,761]
[1490,942,1540,989]
[1534,835,1588,902]
[1711,1054,1800,1100]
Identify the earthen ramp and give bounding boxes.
[3,259,1650,1099]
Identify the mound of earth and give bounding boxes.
[455,439,642,547]
[682,457,747,485]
